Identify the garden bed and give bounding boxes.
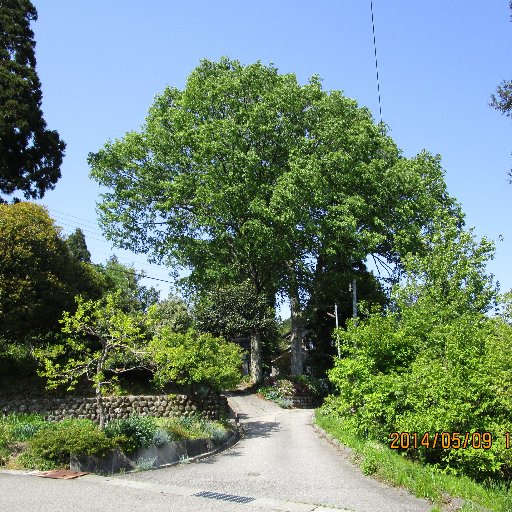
[71,430,238,474]
[258,375,328,409]
[0,412,237,473]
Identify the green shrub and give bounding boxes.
[15,452,57,471]
[155,415,228,442]
[27,419,113,466]
[324,225,512,482]
[12,419,49,441]
[152,428,171,446]
[104,415,156,452]
[258,375,327,408]
[147,328,243,392]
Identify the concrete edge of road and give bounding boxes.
[183,426,242,464]
[310,414,355,461]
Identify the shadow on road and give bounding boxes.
[243,419,280,439]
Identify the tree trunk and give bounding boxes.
[96,343,108,429]
[96,382,106,430]
[250,329,263,384]
[289,283,304,376]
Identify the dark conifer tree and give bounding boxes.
[0,0,65,201]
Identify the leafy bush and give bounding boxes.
[104,415,156,453]
[0,413,52,467]
[12,417,49,441]
[27,419,113,466]
[155,415,228,442]
[15,452,56,471]
[323,223,512,482]
[152,428,171,446]
[147,328,243,392]
[258,375,328,407]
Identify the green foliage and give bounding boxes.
[66,228,91,263]
[0,203,101,343]
[147,328,242,392]
[152,428,171,446]
[36,292,146,388]
[27,419,113,466]
[95,255,160,313]
[260,375,328,399]
[193,280,280,375]
[194,281,278,342]
[491,79,512,119]
[35,292,146,427]
[147,296,192,335]
[316,411,512,512]
[324,220,512,482]
[89,57,457,378]
[155,415,228,442]
[104,415,156,453]
[10,415,49,441]
[0,0,65,201]
[259,375,327,408]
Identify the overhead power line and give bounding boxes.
[370,0,383,124]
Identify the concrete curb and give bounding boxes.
[310,414,354,461]
[70,426,241,475]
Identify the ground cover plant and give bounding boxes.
[258,375,328,408]
[0,412,231,471]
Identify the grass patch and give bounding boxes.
[315,411,512,512]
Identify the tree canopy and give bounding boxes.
[95,255,160,314]
[0,202,101,342]
[89,58,459,380]
[0,0,65,202]
[66,228,92,263]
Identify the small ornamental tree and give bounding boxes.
[35,293,145,428]
[146,327,243,393]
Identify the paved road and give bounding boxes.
[0,393,431,512]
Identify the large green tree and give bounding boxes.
[89,58,458,380]
[0,202,102,342]
[193,280,280,377]
[0,0,65,202]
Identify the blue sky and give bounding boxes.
[30,1,511,310]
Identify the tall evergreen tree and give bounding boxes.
[0,0,65,202]
[66,228,91,263]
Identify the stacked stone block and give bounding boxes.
[0,394,228,423]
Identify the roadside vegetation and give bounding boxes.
[316,412,512,512]
[258,375,329,409]
[317,217,512,511]
[0,412,230,471]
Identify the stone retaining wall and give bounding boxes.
[284,395,322,409]
[0,394,228,422]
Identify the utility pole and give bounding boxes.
[349,278,358,325]
[328,305,340,357]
